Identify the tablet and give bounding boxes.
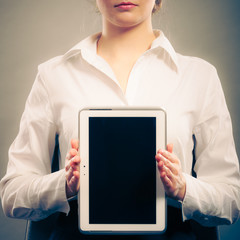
[78,108,166,234]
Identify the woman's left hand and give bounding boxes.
[155,144,186,201]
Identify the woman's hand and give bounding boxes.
[65,139,80,198]
[155,144,186,201]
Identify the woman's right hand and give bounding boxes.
[65,139,80,198]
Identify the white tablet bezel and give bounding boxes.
[78,107,167,234]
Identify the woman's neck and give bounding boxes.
[97,20,156,59]
[96,19,156,94]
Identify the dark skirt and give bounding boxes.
[48,200,219,240]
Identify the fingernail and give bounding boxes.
[160,149,167,155]
[158,153,164,160]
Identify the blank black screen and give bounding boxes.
[89,117,156,224]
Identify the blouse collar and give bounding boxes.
[63,30,179,72]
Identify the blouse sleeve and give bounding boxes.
[0,73,70,221]
[181,67,240,226]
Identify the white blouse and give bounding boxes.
[1,31,239,226]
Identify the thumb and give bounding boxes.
[167,143,173,153]
[71,139,79,151]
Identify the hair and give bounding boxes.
[152,0,163,13]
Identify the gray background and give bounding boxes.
[0,0,239,239]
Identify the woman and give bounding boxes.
[1,0,240,239]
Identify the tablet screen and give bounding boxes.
[89,117,156,224]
